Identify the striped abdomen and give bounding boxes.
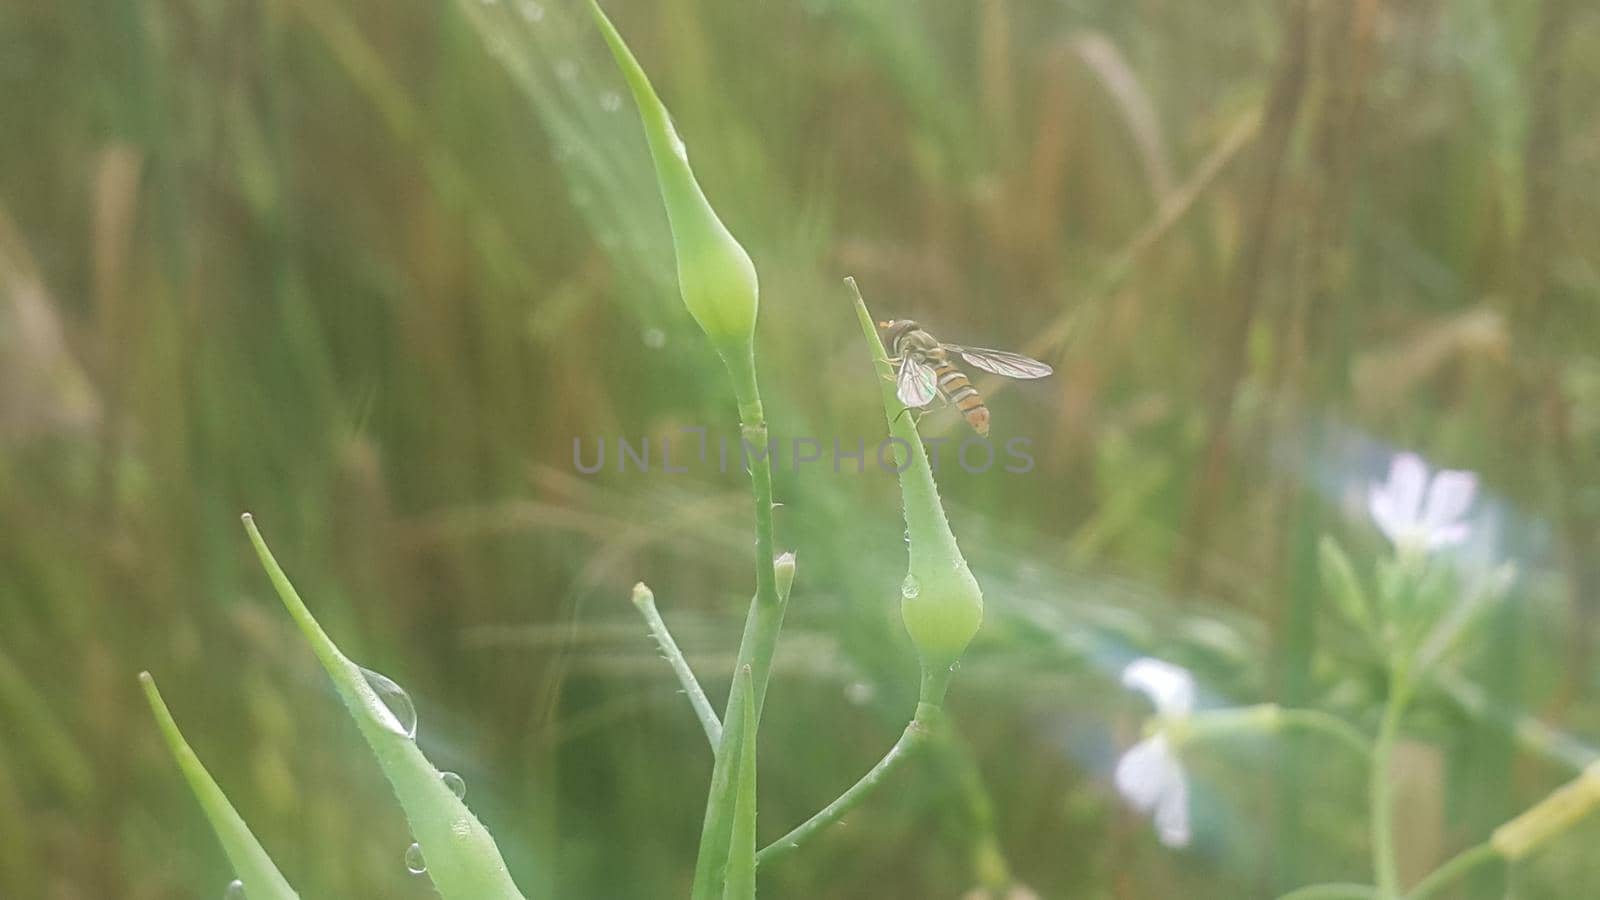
[934,362,990,436]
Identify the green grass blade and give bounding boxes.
[242,514,526,900]
[138,672,300,900]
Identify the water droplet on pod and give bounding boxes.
[441,771,467,800]
[360,667,417,739]
[405,842,427,875]
[665,117,688,161]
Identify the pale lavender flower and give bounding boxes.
[1114,658,1194,847]
[1367,452,1478,553]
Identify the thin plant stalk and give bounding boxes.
[632,583,721,746]
[1402,843,1498,900]
[1370,679,1410,898]
[757,703,945,867]
[723,665,758,899]
[1277,885,1377,900]
[1186,704,1371,762]
[1275,709,1374,762]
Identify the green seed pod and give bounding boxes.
[899,557,984,677]
[849,279,982,697]
[587,1,759,362]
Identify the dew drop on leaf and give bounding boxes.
[441,770,467,800]
[224,879,246,899]
[360,667,417,739]
[665,117,689,161]
[405,842,427,875]
[901,574,920,600]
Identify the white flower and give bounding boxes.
[1114,658,1194,848]
[1367,452,1478,553]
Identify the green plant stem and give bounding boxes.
[1276,708,1374,762]
[690,353,787,900]
[631,583,721,746]
[1371,679,1410,898]
[920,663,954,708]
[1182,705,1370,763]
[723,665,759,899]
[756,703,945,868]
[1402,843,1498,900]
[1277,884,1377,900]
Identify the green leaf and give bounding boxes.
[139,672,299,900]
[242,514,526,900]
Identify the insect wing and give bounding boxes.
[947,345,1053,379]
[895,355,939,408]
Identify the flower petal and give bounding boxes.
[1420,469,1477,534]
[1368,484,1404,546]
[1387,453,1428,525]
[1153,761,1192,847]
[1114,735,1175,813]
[1424,522,1472,550]
[1122,658,1195,718]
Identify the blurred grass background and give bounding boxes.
[2,0,1599,897]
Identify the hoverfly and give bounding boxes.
[879,319,1054,436]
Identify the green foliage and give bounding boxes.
[243,515,526,900]
[139,673,300,900]
[3,0,1600,896]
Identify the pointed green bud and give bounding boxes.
[849,279,982,700]
[630,582,654,610]
[587,1,759,361]
[774,551,797,599]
